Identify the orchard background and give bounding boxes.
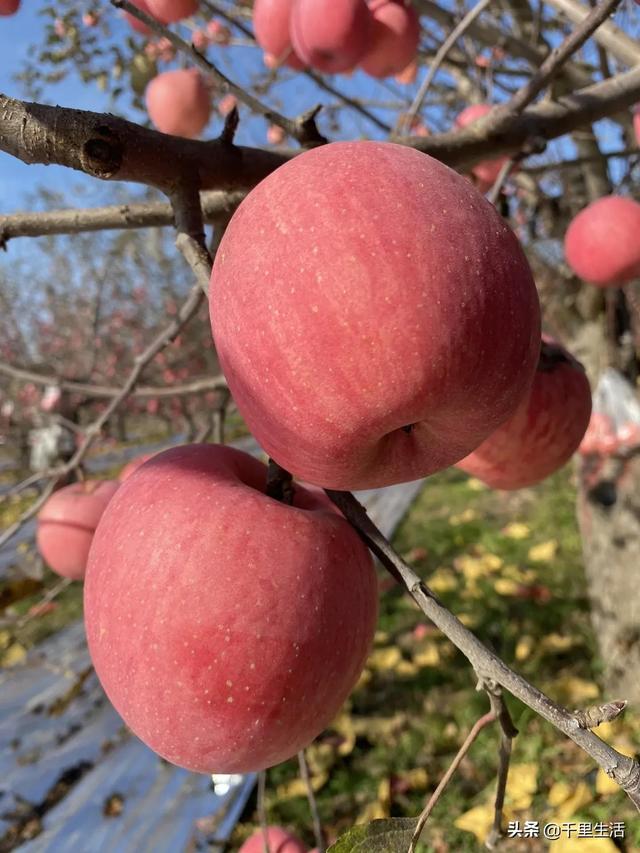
[1,0,640,850]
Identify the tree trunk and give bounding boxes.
[577,452,640,703]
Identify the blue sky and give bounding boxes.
[0,1,637,218]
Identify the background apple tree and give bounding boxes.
[1,0,640,849]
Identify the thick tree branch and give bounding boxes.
[3,62,640,197]
[0,361,227,399]
[0,191,244,245]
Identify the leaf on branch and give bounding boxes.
[327,817,418,852]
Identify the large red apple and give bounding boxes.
[360,0,420,78]
[84,444,377,773]
[290,0,372,73]
[146,0,197,22]
[564,195,640,286]
[145,69,211,137]
[253,0,305,69]
[37,480,120,580]
[0,0,19,15]
[210,141,541,490]
[456,338,592,489]
[455,104,508,192]
[239,827,307,853]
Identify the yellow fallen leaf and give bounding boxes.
[551,838,618,852]
[396,659,419,677]
[458,613,479,628]
[548,781,592,820]
[502,522,530,540]
[332,713,357,757]
[1,642,27,667]
[494,578,521,596]
[368,647,402,671]
[354,668,372,691]
[515,635,535,662]
[548,781,573,807]
[449,508,479,525]
[466,477,486,491]
[305,743,336,776]
[555,676,600,703]
[355,778,391,824]
[276,771,328,801]
[0,630,11,650]
[374,630,390,644]
[528,539,558,562]
[506,763,538,810]
[428,568,458,594]
[595,768,620,797]
[502,564,537,582]
[456,554,495,581]
[540,633,575,654]
[352,713,407,742]
[399,767,429,790]
[413,643,440,668]
[481,553,504,571]
[454,803,494,842]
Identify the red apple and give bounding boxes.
[455,104,508,192]
[119,452,158,482]
[145,69,211,137]
[84,444,377,773]
[123,0,155,34]
[210,141,541,490]
[360,0,420,78]
[37,480,120,580]
[253,0,305,69]
[0,0,20,15]
[146,0,197,23]
[290,0,373,73]
[564,195,640,286]
[239,827,307,853]
[457,338,592,489]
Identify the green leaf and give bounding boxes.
[328,818,419,852]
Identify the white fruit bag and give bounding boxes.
[580,368,640,455]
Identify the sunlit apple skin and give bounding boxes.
[145,69,211,137]
[0,0,19,15]
[360,0,420,78]
[253,0,305,69]
[36,480,120,580]
[564,195,640,286]
[457,339,592,489]
[210,141,541,490]
[84,444,377,774]
[118,452,157,482]
[290,0,372,73]
[146,0,197,22]
[455,104,508,191]
[239,827,308,853]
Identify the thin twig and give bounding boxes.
[484,684,518,849]
[298,750,326,853]
[409,711,497,852]
[113,0,324,146]
[506,0,624,114]
[325,489,640,809]
[398,0,493,136]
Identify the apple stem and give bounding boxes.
[266,458,295,505]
